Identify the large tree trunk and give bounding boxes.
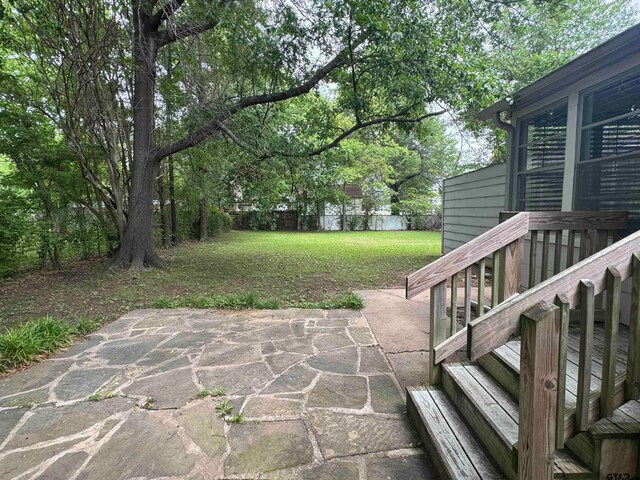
[108,7,165,269]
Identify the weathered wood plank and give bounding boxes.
[429,280,448,384]
[478,258,486,317]
[627,253,640,401]
[464,267,472,326]
[429,388,505,479]
[563,375,626,441]
[529,230,539,288]
[434,327,467,365]
[601,268,621,418]
[498,211,628,231]
[406,212,530,299]
[519,302,560,480]
[467,229,640,361]
[492,251,500,308]
[554,230,564,275]
[407,388,482,479]
[442,363,518,476]
[567,230,576,267]
[576,281,595,432]
[500,239,523,303]
[450,273,458,335]
[541,230,551,282]
[579,230,589,262]
[556,294,570,449]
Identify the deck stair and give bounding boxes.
[408,363,592,479]
[404,211,640,479]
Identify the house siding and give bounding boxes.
[442,163,507,254]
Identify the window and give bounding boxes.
[516,103,568,211]
[577,73,640,229]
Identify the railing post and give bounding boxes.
[519,302,560,480]
[429,280,449,384]
[627,253,640,401]
[499,238,523,303]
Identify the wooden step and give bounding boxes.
[566,400,640,475]
[441,362,592,479]
[407,386,505,479]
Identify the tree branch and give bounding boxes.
[153,38,363,161]
[158,20,218,48]
[283,110,446,158]
[151,0,185,26]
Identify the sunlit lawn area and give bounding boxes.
[0,230,440,330]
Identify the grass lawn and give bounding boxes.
[0,230,440,330]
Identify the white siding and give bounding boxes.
[442,163,506,254]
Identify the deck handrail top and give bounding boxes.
[406,210,629,300]
[405,212,530,299]
[498,210,629,231]
[467,227,640,361]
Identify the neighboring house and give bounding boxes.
[405,24,640,480]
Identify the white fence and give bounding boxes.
[319,214,440,231]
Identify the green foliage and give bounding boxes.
[292,292,365,310]
[0,317,74,370]
[216,399,234,416]
[0,180,34,277]
[154,292,282,310]
[0,316,101,371]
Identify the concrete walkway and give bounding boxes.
[0,307,435,479]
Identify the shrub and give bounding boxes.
[0,317,75,370]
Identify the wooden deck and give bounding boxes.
[493,323,629,409]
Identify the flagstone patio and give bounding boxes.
[0,306,434,479]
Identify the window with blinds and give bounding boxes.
[516,103,568,211]
[577,73,640,230]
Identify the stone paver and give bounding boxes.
[0,307,431,479]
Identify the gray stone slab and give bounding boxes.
[174,401,227,458]
[163,331,217,349]
[197,362,272,394]
[272,336,315,355]
[308,347,358,375]
[52,336,102,359]
[94,336,165,365]
[76,410,198,480]
[225,420,313,475]
[348,326,376,345]
[309,411,417,458]
[0,438,83,479]
[54,368,119,401]
[0,409,24,443]
[5,397,132,449]
[313,333,354,352]
[265,352,307,375]
[38,451,90,480]
[366,453,436,480]
[242,397,301,418]
[0,387,50,407]
[308,374,367,409]
[359,347,391,374]
[267,460,360,479]
[0,360,73,398]
[198,342,262,367]
[124,367,198,408]
[262,364,317,394]
[369,375,405,414]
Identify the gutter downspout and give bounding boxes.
[492,111,516,211]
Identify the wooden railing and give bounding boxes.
[406,210,629,384]
[465,226,640,479]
